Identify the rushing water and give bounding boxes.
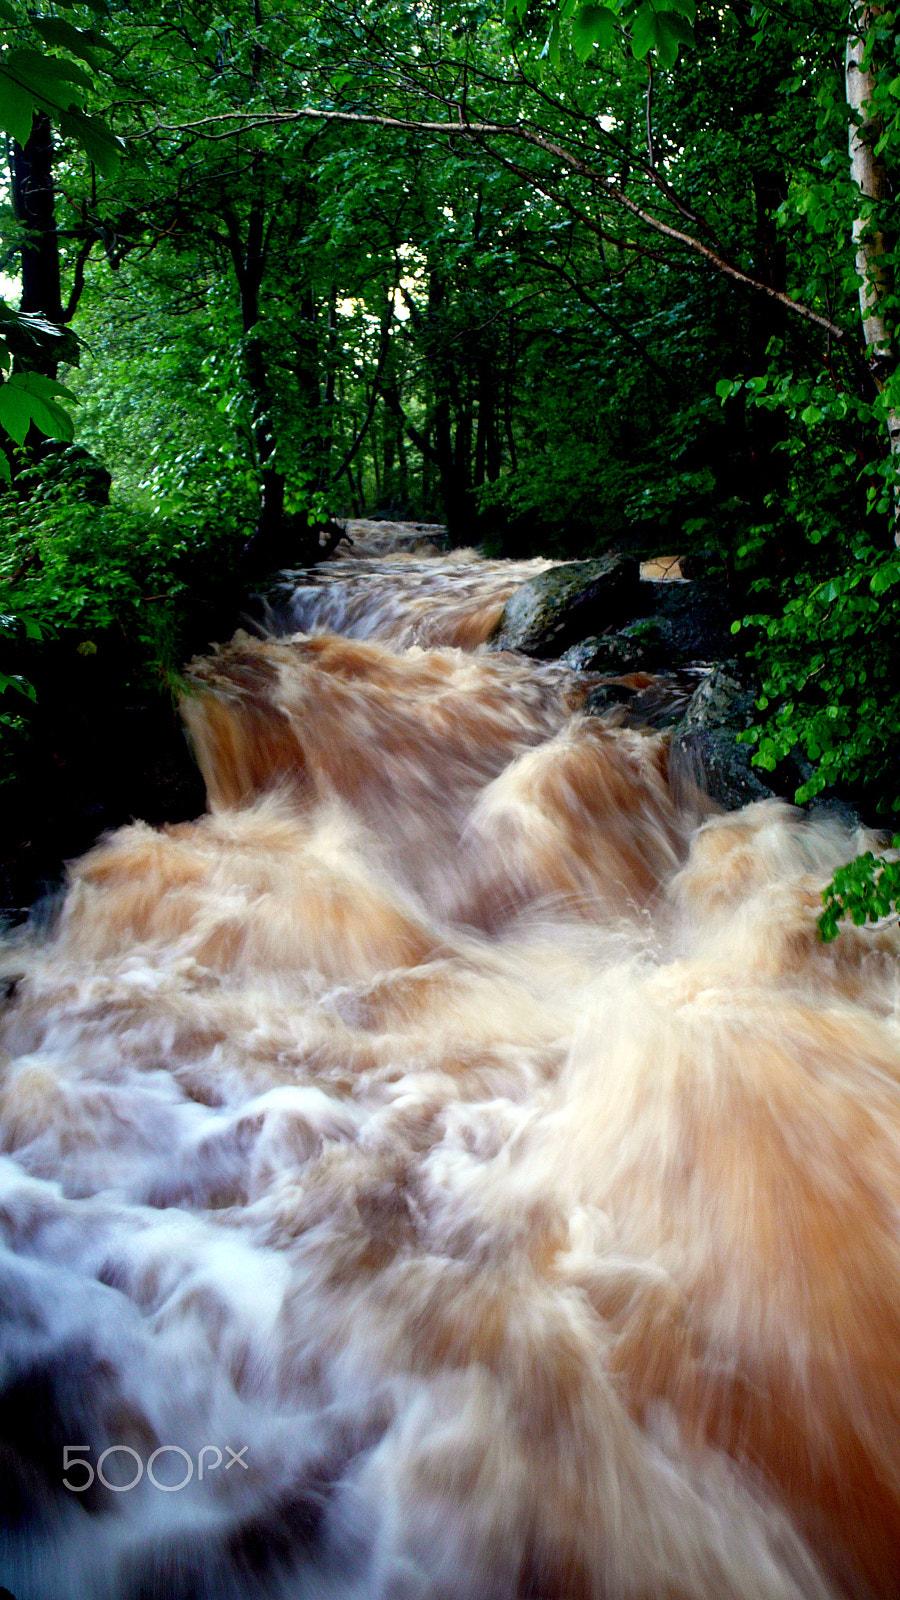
[2,525,900,1600]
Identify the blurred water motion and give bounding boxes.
[1,526,898,1600]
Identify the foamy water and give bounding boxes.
[2,526,899,1599]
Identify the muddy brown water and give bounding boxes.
[0,524,898,1599]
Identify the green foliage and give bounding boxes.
[693,0,900,937]
[0,609,41,702]
[0,0,124,462]
[511,0,696,69]
[819,848,900,941]
[723,355,900,835]
[0,454,245,758]
[0,372,76,448]
[734,539,900,807]
[0,310,81,477]
[0,35,122,171]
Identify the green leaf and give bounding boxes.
[631,5,692,64]
[32,16,113,69]
[0,304,65,340]
[0,64,35,144]
[870,564,900,595]
[572,2,617,60]
[27,394,75,439]
[5,46,93,97]
[0,380,33,445]
[0,0,18,22]
[23,371,78,403]
[0,371,76,445]
[0,673,36,702]
[58,104,124,174]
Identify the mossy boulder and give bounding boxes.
[488,555,641,658]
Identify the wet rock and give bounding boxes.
[584,682,639,715]
[625,677,702,730]
[560,578,730,677]
[645,579,731,665]
[562,626,653,674]
[562,635,610,672]
[787,749,866,830]
[586,671,706,731]
[679,663,756,727]
[670,666,776,811]
[489,555,641,658]
[808,794,865,832]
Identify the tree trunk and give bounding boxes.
[396,422,409,507]
[11,114,63,350]
[295,283,326,487]
[6,113,82,481]
[224,189,287,567]
[846,0,899,533]
[745,164,791,541]
[9,112,65,405]
[382,412,395,504]
[475,355,502,488]
[371,420,382,502]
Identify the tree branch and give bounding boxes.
[63,235,96,324]
[140,105,852,344]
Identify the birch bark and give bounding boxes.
[846,0,900,534]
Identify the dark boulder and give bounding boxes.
[488,555,641,658]
[584,681,640,716]
[642,579,731,666]
[241,514,347,580]
[670,666,776,811]
[562,629,651,675]
[559,578,730,676]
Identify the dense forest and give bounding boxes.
[0,0,898,920]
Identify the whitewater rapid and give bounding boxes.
[1,524,899,1600]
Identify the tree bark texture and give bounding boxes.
[10,113,64,378]
[846,0,900,532]
[223,189,286,551]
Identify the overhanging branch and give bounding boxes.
[138,105,853,346]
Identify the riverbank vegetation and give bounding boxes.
[0,0,898,921]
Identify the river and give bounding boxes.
[1,523,898,1599]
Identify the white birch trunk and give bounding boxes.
[846,0,900,536]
